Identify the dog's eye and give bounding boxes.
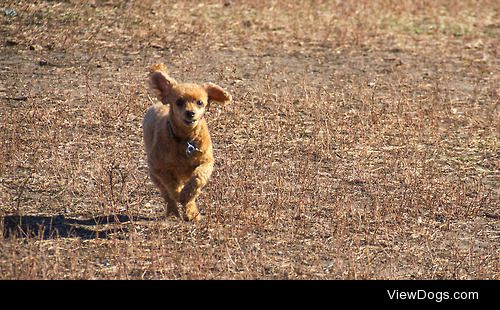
[176,98,185,107]
[197,100,204,107]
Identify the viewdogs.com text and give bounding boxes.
[387,289,479,302]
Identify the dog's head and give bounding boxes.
[149,63,232,129]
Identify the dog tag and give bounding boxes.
[186,141,198,157]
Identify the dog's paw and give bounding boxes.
[185,208,203,222]
[166,206,180,218]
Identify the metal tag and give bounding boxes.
[186,141,198,157]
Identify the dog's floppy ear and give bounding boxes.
[148,63,177,104]
[203,82,232,108]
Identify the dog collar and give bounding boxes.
[166,120,201,157]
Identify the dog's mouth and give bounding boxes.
[184,119,197,126]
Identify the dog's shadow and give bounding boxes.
[2,214,153,240]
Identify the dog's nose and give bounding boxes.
[185,111,195,119]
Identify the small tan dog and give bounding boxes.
[143,63,231,221]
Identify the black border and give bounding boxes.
[1,280,496,306]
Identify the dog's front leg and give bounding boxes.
[180,162,214,221]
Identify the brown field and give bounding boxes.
[0,0,498,279]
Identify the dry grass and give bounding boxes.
[0,0,498,279]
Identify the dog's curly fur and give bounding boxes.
[143,63,231,221]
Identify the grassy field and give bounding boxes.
[0,0,498,279]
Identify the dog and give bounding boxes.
[143,63,231,221]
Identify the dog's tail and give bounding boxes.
[149,63,169,75]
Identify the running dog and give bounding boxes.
[143,63,231,221]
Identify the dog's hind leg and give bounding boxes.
[165,195,180,218]
[149,173,181,218]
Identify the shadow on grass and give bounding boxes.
[2,214,153,240]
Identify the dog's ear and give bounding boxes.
[148,63,177,104]
[203,83,232,108]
